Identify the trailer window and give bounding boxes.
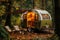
[41,14,50,20]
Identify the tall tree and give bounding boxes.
[5,0,11,27]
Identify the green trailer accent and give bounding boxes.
[41,20,52,28]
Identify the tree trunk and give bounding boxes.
[5,0,11,27]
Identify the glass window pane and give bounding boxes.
[41,14,50,19]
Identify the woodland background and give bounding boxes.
[0,0,58,40]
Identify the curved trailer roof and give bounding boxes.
[21,9,52,20]
[33,9,52,20]
[33,9,49,14]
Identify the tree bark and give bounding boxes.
[5,0,11,27]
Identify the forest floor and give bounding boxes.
[9,28,54,40]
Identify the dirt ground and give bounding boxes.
[9,29,54,40]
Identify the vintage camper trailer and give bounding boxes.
[21,9,52,30]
